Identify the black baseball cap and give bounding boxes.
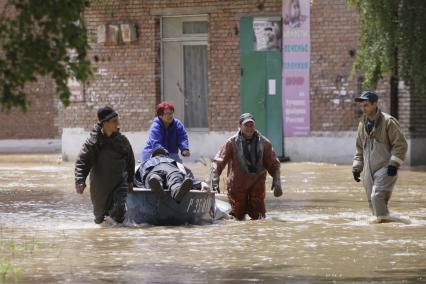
[97,106,118,123]
[354,91,378,103]
[239,113,255,125]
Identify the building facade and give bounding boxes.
[1,0,425,165]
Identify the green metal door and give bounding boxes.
[240,53,267,132]
[240,16,283,157]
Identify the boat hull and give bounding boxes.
[125,188,216,225]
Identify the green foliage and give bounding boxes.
[0,0,93,111]
[0,236,38,283]
[347,0,426,97]
[0,260,22,283]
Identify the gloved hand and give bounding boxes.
[200,182,210,191]
[387,165,398,176]
[128,183,134,193]
[75,183,86,194]
[271,176,282,197]
[211,173,220,193]
[352,171,361,182]
[181,150,190,157]
[212,183,220,193]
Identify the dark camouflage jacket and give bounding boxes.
[75,123,135,186]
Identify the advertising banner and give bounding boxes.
[282,0,310,136]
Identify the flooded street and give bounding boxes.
[1,154,425,283]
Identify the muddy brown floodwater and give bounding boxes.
[0,154,425,283]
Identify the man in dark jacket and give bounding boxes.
[75,106,135,224]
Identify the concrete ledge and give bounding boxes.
[61,129,426,166]
[61,128,234,162]
[0,139,61,153]
[284,132,426,166]
[284,133,356,165]
[407,137,426,166]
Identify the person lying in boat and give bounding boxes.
[134,147,210,203]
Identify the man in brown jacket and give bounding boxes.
[352,91,407,222]
[75,106,135,224]
[210,113,283,220]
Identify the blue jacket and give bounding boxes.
[141,117,189,162]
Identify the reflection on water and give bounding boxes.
[0,155,425,283]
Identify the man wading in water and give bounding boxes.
[352,91,407,223]
[75,106,135,225]
[210,113,283,220]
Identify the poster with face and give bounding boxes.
[253,17,282,51]
[283,0,308,29]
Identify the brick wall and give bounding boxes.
[309,1,393,133]
[0,78,60,139]
[0,0,60,139]
[396,84,426,139]
[409,93,426,138]
[65,0,376,133]
[63,1,159,132]
[2,0,423,140]
[397,85,410,137]
[63,0,283,132]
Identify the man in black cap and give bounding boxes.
[210,113,283,220]
[352,91,407,222]
[75,106,135,225]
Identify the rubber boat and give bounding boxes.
[125,187,230,225]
